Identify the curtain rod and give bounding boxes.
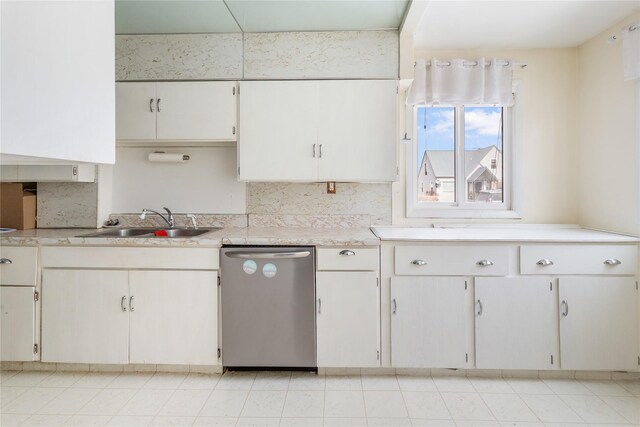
[416,60,528,69]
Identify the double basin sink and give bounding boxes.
[78,227,221,238]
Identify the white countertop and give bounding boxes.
[0,226,379,247]
[371,226,640,243]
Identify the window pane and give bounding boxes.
[417,106,455,203]
[464,106,503,203]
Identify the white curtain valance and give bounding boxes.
[406,57,514,107]
[622,23,639,80]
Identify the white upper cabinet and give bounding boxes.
[238,81,319,181]
[238,80,398,182]
[1,1,115,164]
[317,80,397,181]
[116,81,237,141]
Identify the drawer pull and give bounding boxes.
[129,296,135,312]
[603,258,622,266]
[121,296,127,312]
[0,258,12,264]
[476,299,483,316]
[561,300,569,317]
[411,259,427,266]
[476,260,494,267]
[536,259,554,266]
[339,250,356,256]
[392,298,397,314]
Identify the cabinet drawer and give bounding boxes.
[395,245,509,276]
[317,247,378,271]
[0,246,38,285]
[41,246,219,270]
[520,245,637,275]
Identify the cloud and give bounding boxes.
[465,109,502,136]
[429,109,454,133]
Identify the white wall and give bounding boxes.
[1,1,115,164]
[394,48,579,226]
[577,12,640,236]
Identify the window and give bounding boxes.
[406,98,520,218]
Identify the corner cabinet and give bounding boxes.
[238,80,398,182]
[116,81,237,141]
[40,247,219,366]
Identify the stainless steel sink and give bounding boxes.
[77,227,220,238]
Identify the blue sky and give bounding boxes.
[416,106,503,168]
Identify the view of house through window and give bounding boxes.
[416,105,504,206]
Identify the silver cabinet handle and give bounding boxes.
[319,144,322,158]
[339,250,355,256]
[157,98,161,112]
[476,260,494,266]
[121,296,127,312]
[149,98,155,112]
[411,259,427,266]
[129,296,135,312]
[313,144,316,158]
[603,258,622,265]
[317,298,321,314]
[536,259,554,266]
[392,298,397,314]
[561,300,569,317]
[476,299,483,316]
[0,258,12,264]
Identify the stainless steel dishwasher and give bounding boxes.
[220,246,316,368]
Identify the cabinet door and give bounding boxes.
[316,272,379,367]
[129,270,218,365]
[559,277,638,370]
[41,269,129,364]
[317,80,397,181]
[156,82,236,141]
[475,277,558,370]
[238,81,319,181]
[391,277,470,368]
[116,83,157,140]
[0,286,36,361]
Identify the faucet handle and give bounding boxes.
[186,214,198,229]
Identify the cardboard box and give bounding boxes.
[1,183,36,230]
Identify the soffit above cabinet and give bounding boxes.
[115,0,409,34]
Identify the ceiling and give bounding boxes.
[115,0,639,49]
[413,1,640,50]
[115,0,410,34]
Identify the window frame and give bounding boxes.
[405,82,522,219]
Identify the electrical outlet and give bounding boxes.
[327,182,336,194]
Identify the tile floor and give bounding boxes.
[1,370,639,427]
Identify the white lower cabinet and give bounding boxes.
[129,271,217,365]
[42,269,218,365]
[475,277,558,370]
[0,286,37,361]
[42,269,131,364]
[391,277,470,368]
[559,276,638,371]
[316,271,379,367]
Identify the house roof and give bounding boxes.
[467,166,498,183]
[423,146,496,178]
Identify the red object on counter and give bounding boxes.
[154,229,168,237]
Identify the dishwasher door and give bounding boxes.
[220,246,316,368]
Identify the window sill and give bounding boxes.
[406,208,523,220]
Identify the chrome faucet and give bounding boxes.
[140,207,175,228]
